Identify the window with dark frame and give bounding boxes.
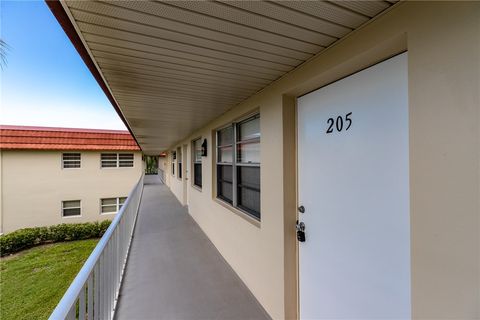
[216,114,260,220]
[177,147,182,179]
[236,115,260,218]
[62,153,81,168]
[192,138,202,188]
[217,126,234,204]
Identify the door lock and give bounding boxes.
[298,205,305,213]
[296,220,306,242]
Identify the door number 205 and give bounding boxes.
[326,112,352,134]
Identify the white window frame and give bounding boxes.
[171,151,176,176]
[62,153,81,169]
[100,197,127,215]
[101,153,134,168]
[119,153,134,167]
[62,200,82,218]
[192,137,202,189]
[215,113,261,220]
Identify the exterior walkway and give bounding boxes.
[115,175,270,320]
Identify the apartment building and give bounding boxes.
[0,125,143,233]
[48,1,479,319]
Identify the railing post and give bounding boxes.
[87,275,93,320]
[79,284,86,320]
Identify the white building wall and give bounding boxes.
[0,150,143,233]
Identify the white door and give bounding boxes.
[297,53,411,319]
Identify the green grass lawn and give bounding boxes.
[0,239,98,320]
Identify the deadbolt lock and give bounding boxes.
[296,220,306,242]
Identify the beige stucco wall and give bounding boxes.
[0,150,4,234]
[0,150,143,233]
[167,150,185,205]
[163,2,479,319]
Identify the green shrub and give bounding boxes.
[0,221,111,257]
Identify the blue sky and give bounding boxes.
[1,1,126,130]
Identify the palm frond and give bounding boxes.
[0,39,10,70]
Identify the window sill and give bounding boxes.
[213,198,261,229]
[191,185,202,192]
[62,215,82,219]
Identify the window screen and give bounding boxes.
[177,148,182,179]
[101,153,118,168]
[217,165,233,203]
[101,153,134,168]
[119,154,134,167]
[236,116,260,217]
[101,198,117,213]
[62,153,81,168]
[62,200,81,217]
[217,126,233,203]
[237,166,260,218]
[101,197,127,214]
[216,114,260,220]
[193,138,202,188]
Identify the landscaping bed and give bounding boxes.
[0,221,110,257]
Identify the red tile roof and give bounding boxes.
[0,125,141,151]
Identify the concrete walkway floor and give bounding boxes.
[115,175,270,320]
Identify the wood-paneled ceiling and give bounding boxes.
[58,0,397,154]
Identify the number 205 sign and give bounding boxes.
[326,112,352,134]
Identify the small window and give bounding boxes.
[101,197,127,214]
[62,200,81,217]
[172,151,176,175]
[101,153,134,168]
[177,147,182,180]
[119,154,134,167]
[101,153,118,168]
[192,138,202,188]
[62,153,81,168]
[216,114,261,220]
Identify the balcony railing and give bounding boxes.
[49,174,145,320]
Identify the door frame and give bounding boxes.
[293,51,410,319]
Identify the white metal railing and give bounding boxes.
[158,168,165,183]
[49,174,145,320]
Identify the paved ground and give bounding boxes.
[115,175,270,320]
